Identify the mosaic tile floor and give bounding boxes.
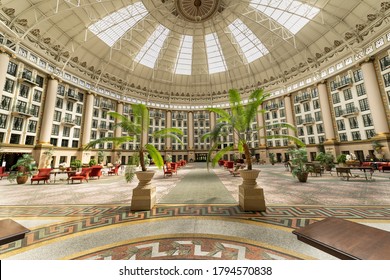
[1,163,390,260]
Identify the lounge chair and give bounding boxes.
[31,168,52,184]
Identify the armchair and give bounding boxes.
[90,165,103,179]
[108,164,120,176]
[0,167,9,180]
[163,164,172,177]
[31,168,52,184]
[68,168,92,183]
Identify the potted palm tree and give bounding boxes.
[315,152,335,171]
[8,154,37,184]
[202,88,304,211]
[289,147,312,182]
[84,103,183,210]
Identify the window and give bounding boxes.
[362,114,373,127]
[57,85,65,96]
[33,89,42,102]
[66,101,74,112]
[334,106,342,117]
[175,35,193,75]
[35,75,44,88]
[318,136,325,143]
[12,117,23,131]
[78,92,84,102]
[205,33,227,74]
[61,139,69,147]
[75,116,81,126]
[379,56,390,71]
[311,88,318,98]
[63,126,70,137]
[308,137,315,144]
[306,126,314,135]
[337,119,345,131]
[343,88,353,100]
[0,114,7,128]
[72,140,79,148]
[313,99,320,109]
[9,134,21,144]
[27,120,37,132]
[349,117,359,129]
[91,131,97,140]
[359,98,370,111]
[93,109,99,117]
[16,100,27,113]
[55,98,63,109]
[50,138,58,146]
[356,84,366,96]
[65,113,72,122]
[294,105,301,114]
[25,135,35,145]
[366,129,376,139]
[314,111,322,121]
[92,120,98,129]
[383,72,390,87]
[332,92,340,104]
[303,102,310,112]
[4,78,14,93]
[351,131,361,140]
[22,69,32,80]
[353,69,363,82]
[7,61,17,76]
[0,96,11,110]
[54,111,62,122]
[316,124,324,134]
[52,124,59,136]
[73,128,80,138]
[101,111,107,119]
[31,105,39,117]
[339,133,348,142]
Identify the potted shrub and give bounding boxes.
[202,88,304,211]
[315,152,335,171]
[84,104,183,210]
[8,154,37,184]
[269,153,276,165]
[70,159,82,171]
[336,154,347,166]
[89,159,97,167]
[288,148,312,182]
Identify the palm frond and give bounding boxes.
[131,103,149,136]
[244,89,267,128]
[237,140,244,154]
[201,122,228,143]
[108,112,141,134]
[210,145,233,168]
[83,136,133,150]
[205,108,231,122]
[144,144,164,168]
[228,89,245,131]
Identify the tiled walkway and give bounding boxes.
[1,163,389,260]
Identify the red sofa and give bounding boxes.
[89,165,103,179]
[378,162,390,172]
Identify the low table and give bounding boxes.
[292,217,390,260]
[0,219,30,246]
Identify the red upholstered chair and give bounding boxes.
[0,167,9,180]
[170,162,178,175]
[163,164,172,177]
[68,168,91,183]
[89,165,103,179]
[31,168,52,185]
[108,165,120,176]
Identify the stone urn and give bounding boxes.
[131,170,156,211]
[238,169,266,212]
[296,172,309,183]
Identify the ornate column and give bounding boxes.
[256,105,267,162]
[361,60,390,136]
[114,101,124,163]
[34,76,58,167]
[317,82,336,143]
[78,91,95,163]
[165,110,172,151]
[187,111,194,161]
[284,94,295,141]
[0,50,11,94]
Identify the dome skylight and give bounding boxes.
[134,25,170,68]
[175,35,193,75]
[205,33,227,74]
[228,19,269,63]
[88,2,148,47]
[250,0,320,34]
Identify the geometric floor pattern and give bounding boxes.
[2,204,390,260]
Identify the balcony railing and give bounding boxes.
[266,104,279,111]
[335,77,352,89]
[101,103,113,110]
[302,117,315,125]
[62,118,77,126]
[99,124,109,131]
[298,94,311,103]
[66,91,79,101]
[340,107,360,117]
[12,106,35,117]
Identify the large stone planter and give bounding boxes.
[238,169,266,212]
[131,170,156,211]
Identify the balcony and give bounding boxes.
[99,124,109,131]
[302,117,315,125]
[335,77,352,89]
[66,91,79,101]
[298,94,311,103]
[101,103,113,110]
[341,107,360,117]
[266,104,279,111]
[62,118,77,126]
[11,106,35,118]
[18,76,39,86]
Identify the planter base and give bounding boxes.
[131,186,156,211]
[239,186,266,212]
[238,169,266,212]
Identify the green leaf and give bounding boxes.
[210,145,233,168]
[145,144,164,168]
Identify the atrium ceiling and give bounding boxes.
[0,0,389,104]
